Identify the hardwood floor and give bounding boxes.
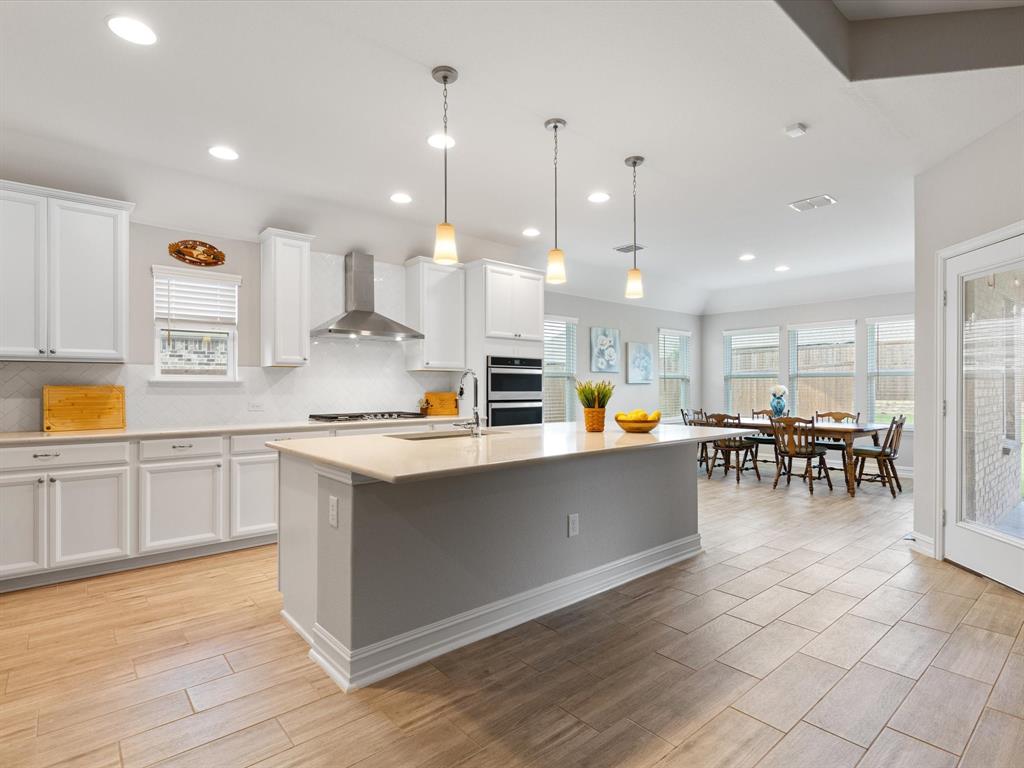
[2,476,1023,767]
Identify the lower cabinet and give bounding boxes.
[49,466,130,567]
[0,472,47,577]
[229,454,278,537]
[139,458,224,554]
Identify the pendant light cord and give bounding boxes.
[553,124,559,249]
[442,78,449,223]
[632,163,638,269]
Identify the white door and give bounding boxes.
[47,198,128,360]
[139,459,224,553]
[423,262,465,368]
[269,237,311,366]
[944,231,1024,592]
[515,271,545,341]
[230,454,278,537]
[0,190,47,359]
[49,466,130,567]
[0,472,47,577]
[485,265,518,339]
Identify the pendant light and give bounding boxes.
[544,118,567,284]
[624,155,645,299]
[432,66,459,265]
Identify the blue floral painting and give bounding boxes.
[627,342,654,384]
[590,327,621,373]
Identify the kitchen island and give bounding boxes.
[268,421,753,690]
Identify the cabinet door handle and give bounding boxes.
[49,349,56,354]
[37,477,44,484]
[171,443,193,449]
[38,349,45,354]
[32,452,61,459]
[49,477,56,483]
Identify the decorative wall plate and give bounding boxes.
[168,240,225,267]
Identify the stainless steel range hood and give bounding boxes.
[311,252,424,342]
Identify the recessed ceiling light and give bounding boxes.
[789,194,836,212]
[208,145,239,161]
[428,134,455,149]
[739,253,756,262]
[587,191,610,203]
[522,227,540,237]
[390,192,412,204]
[785,122,807,138]
[107,16,157,45]
[774,265,790,272]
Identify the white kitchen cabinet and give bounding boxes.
[230,454,277,537]
[0,473,47,577]
[49,466,130,567]
[483,263,544,341]
[139,458,224,553]
[260,228,314,367]
[404,256,465,370]
[0,181,132,362]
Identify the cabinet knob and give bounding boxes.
[216,463,222,468]
[49,349,56,354]
[38,349,45,354]
[425,361,430,366]
[37,477,44,484]
[49,477,56,483]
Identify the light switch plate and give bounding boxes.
[328,495,339,528]
[568,513,579,538]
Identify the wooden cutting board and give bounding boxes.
[423,391,459,416]
[43,385,126,432]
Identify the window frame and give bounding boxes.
[866,314,915,427]
[723,326,781,415]
[542,314,579,423]
[658,327,691,422]
[152,265,242,383]
[787,320,857,417]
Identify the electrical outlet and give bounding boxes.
[328,495,339,528]
[247,401,266,413]
[568,513,580,538]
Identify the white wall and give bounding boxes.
[913,113,1024,542]
[544,292,702,420]
[700,292,916,472]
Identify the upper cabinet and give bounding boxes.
[260,228,314,367]
[482,263,544,341]
[0,181,132,362]
[405,256,465,370]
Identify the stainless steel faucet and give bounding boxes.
[454,369,482,437]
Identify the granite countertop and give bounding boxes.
[268,421,757,483]
[0,416,463,446]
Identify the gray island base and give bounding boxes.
[268,422,753,690]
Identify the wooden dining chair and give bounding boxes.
[705,413,760,484]
[854,415,906,497]
[751,409,782,468]
[770,416,832,495]
[682,409,710,467]
[814,411,860,481]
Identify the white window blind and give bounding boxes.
[543,316,578,422]
[867,316,914,425]
[658,329,691,418]
[723,327,779,415]
[153,265,241,325]
[788,322,856,417]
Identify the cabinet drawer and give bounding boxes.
[0,441,129,472]
[139,436,223,461]
[230,430,330,455]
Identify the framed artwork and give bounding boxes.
[590,327,621,373]
[627,342,654,384]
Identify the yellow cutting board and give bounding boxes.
[423,391,459,416]
[42,385,126,432]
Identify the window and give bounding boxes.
[868,315,914,425]
[788,322,856,417]
[658,328,691,419]
[543,315,578,422]
[724,327,780,415]
[153,265,241,381]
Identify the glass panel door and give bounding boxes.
[945,233,1024,592]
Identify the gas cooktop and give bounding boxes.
[309,411,427,422]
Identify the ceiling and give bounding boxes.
[833,0,1024,21]
[1,1,1022,314]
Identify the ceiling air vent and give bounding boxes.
[789,194,837,212]
[613,243,645,254]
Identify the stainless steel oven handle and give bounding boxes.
[489,401,543,409]
[488,366,543,374]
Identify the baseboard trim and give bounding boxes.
[0,534,277,593]
[305,533,702,691]
[907,531,935,559]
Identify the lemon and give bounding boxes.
[650,410,661,420]
[615,411,626,419]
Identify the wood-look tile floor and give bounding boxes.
[2,476,1023,767]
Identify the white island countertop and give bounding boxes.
[268,422,756,483]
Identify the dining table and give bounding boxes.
[696,416,885,497]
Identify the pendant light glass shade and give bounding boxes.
[433,223,458,265]
[625,267,644,299]
[546,248,566,284]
